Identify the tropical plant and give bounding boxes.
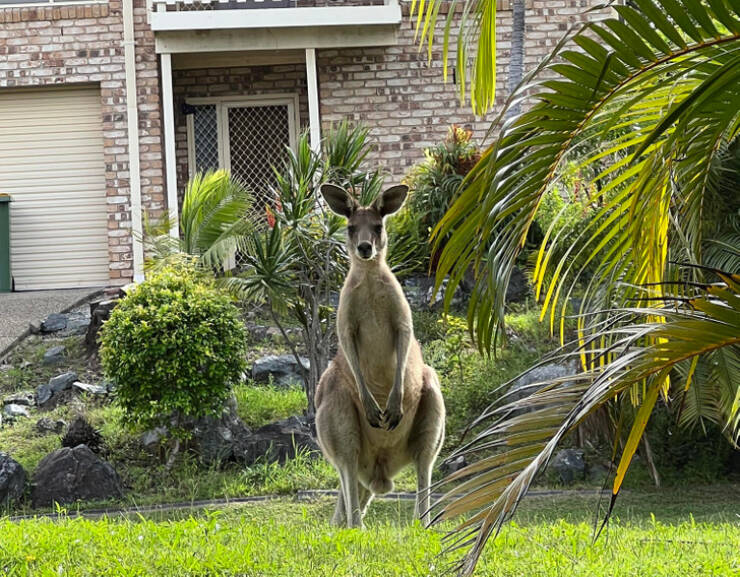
[144,170,252,273]
[228,122,386,419]
[411,0,498,114]
[100,264,247,463]
[416,1,740,574]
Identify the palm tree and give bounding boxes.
[416,1,740,574]
[506,0,525,118]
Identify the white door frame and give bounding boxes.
[185,93,300,179]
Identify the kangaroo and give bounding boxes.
[315,183,446,528]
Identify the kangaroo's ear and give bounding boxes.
[373,185,408,217]
[320,184,356,218]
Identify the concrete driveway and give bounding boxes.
[0,288,101,358]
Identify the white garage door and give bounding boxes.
[0,86,109,290]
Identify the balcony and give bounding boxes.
[150,0,401,53]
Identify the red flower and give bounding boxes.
[265,204,276,229]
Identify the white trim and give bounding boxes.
[305,48,321,153]
[154,26,399,54]
[150,4,401,32]
[161,53,180,240]
[122,0,145,283]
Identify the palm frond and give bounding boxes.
[433,0,740,353]
[434,271,740,575]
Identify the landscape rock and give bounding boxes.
[506,363,574,405]
[550,449,586,485]
[72,382,107,396]
[35,417,67,435]
[42,345,66,365]
[2,390,35,407]
[191,405,252,466]
[140,427,168,450]
[2,404,30,421]
[440,455,468,476]
[505,266,530,303]
[0,452,26,507]
[86,299,118,355]
[48,371,77,393]
[40,313,67,333]
[60,312,90,336]
[234,415,319,466]
[251,355,309,387]
[35,384,53,407]
[62,417,103,453]
[31,445,124,507]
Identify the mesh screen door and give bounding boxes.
[187,96,298,199]
[225,103,294,202]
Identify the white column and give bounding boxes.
[305,48,321,153]
[161,52,180,240]
[122,0,145,283]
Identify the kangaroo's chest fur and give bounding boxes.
[336,263,422,408]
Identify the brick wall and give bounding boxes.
[172,64,308,197]
[0,0,164,285]
[317,0,610,182]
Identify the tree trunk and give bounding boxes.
[506,0,526,119]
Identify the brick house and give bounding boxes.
[0,0,606,290]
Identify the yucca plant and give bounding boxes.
[417,1,740,574]
[228,122,387,418]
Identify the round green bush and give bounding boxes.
[100,265,247,431]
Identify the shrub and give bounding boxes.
[389,125,481,275]
[100,264,247,433]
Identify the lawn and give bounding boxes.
[1,486,738,576]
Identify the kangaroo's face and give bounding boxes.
[321,184,408,262]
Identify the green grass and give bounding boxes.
[233,383,307,428]
[1,487,738,576]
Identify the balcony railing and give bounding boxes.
[151,0,389,13]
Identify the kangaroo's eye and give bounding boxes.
[374,225,383,234]
[347,226,356,235]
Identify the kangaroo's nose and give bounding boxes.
[357,242,373,259]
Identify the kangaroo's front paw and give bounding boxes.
[383,405,404,430]
[363,398,384,428]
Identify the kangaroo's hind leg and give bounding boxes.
[408,365,446,526]
[316,368,364,528]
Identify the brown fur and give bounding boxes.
[315,184,446,528]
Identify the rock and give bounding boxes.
[2,404,30,421]
[42,345,66,366]
[140,427,168,450]
[251,355,309,387]
[35,385,53,408]
[48,371,77,393]
[505,363,574,405]
[440,455,468,476]
[0,452,26,507]
[245,323,270,342]
[60,312,90,336]
[0,364,12,373]
[31,445,124,507]
[35,417,67,435]
[2,390,35,407]
[40,313,67,334]
[234,415,319,466]
[62,417,103,453]
[72,382,107,396]
[191,405,252,466]
[505,266,530,303]
[85,299,118,355]
[550,449,586,485]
